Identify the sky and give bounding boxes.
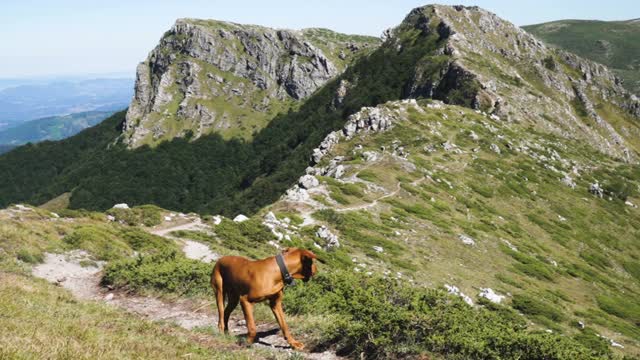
[1,0,638,78]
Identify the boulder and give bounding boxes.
[316,225,340,248]
[479,288,505,304]
[233,214,249,223]
[299,175,319,189]
[112,203,129,209]
[458,234,476,246]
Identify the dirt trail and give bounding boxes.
[151,219,220,263]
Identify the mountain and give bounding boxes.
[0,78,133,129]
[123,19,380,147]
[0,145,14,155]
[0,110,116,146]
[2,4,640,358]
[524,19,640,95]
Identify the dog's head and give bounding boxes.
[284,247,318,282]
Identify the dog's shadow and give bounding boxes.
[237,328,291,349]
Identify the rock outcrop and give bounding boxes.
[123,19,379,147]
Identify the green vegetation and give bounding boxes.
[107,204,163,226]
[102,249,212,297]
[284,270,607,359]
[0,272,262,359]
[524,19,640,94]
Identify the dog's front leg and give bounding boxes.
[239,298,257,344]
[269,292,304,350]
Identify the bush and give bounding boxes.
[512,293,565,322]
[102,249,211,297]
[16,249,44,264]
[597,295,640,326]
[284,271,599,359]
[63,226,131,261]
[107,205,163,227]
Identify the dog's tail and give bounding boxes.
[211,261,226,331]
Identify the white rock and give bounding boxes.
[104,293,114,301]
[479,288,505,304]
[107,215,116,221]
[490,143,501,154]
[373,246,384,253]
[164,216,172,221]
[233,214,249,223]
[316,225,340,248]
[445,284,474,306]
[50,212,60,218]
[112,203,129,209]
[212,215,222,225]
[362,151,380,162]
[610,340,624,348]
[283,187,310,202]
[264,211,278,223]
[299,175,319,189]
[502,239,518,252]
[458,234,476,246]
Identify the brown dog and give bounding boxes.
[211,247,317,350]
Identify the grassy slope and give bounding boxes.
[237,100,637,357]
[0,110,116,146]
[524,19,640,94]
[0,206,276,360]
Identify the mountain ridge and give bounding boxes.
[524,18,640,95]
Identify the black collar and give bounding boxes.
[276,253,295,286]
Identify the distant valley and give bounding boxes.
[0,110,117,147]
[0,77,133,130]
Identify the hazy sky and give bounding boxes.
[2,0,638,78]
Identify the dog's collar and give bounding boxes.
[275,253,295,286]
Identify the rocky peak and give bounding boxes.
[387,4,640,162]
[123,18,379,148]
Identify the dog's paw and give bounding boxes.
[289,339,305,351]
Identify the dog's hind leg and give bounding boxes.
[224,295,239,333]
[211,263,226,332]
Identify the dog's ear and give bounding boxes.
[301,249,317,260]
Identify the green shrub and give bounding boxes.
[357,170,379,182]
[512,293,565,322]
[596,295,640,326]
[63,226,131,260]
[16,249,44,264]
[572,328,611,357]
[580,250,611,270]
[284,270,599,359]
[102,249,211,297]
[623,261,640,281]
[212,218,273,258]
[107,205,163,227]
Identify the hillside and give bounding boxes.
[524,19,640,95]
[0,145,14,155]
[2,4,640,359]
[0,110,116,146]
[1,5,639,216]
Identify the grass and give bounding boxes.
[0,272,263,360]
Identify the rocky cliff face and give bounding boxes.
[123,19,379,148]
[384,5,640,162]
